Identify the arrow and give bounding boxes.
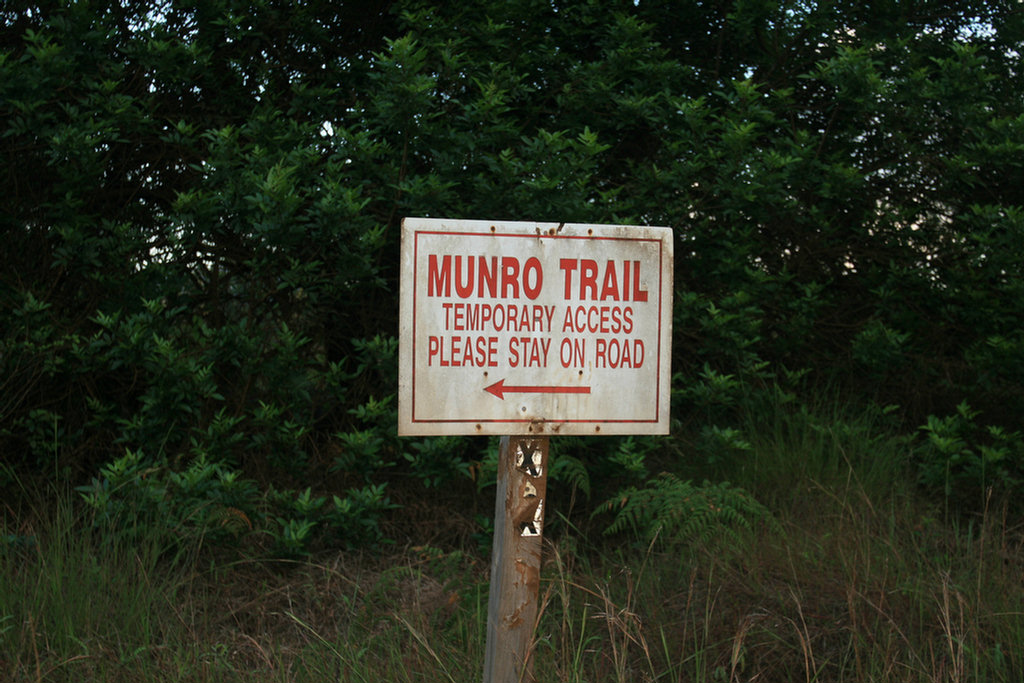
[484,379,592,400]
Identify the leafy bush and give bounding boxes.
[78,449,259,548]
[3,0,1024,551]
[915,402,1024,510]
[79,450,397,557]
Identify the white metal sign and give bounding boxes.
[398,218,673,436]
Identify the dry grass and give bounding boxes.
[2,459,1022,682]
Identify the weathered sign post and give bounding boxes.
[398,218,673,683]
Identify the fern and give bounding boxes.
[595,473,774,545]
[549,453,591,498]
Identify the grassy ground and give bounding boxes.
[3,400,1022,682]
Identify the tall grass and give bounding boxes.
[0,493,191,681]
[2,393,1022,681]
[728,390,910,507]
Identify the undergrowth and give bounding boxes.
[2,394,1022,682]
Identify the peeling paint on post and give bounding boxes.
[483,435,549,683]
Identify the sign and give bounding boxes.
[398,218,673,436]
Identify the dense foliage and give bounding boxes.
[2,0,1023,551]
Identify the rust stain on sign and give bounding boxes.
[398,218,674,437]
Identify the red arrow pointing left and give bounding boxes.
[484,379,591,400]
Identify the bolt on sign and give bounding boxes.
[398,218,674,436]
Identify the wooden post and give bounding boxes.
[483,435,549,683]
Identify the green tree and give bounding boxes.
[3,0,1023,535]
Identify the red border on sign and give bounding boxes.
[410,229,667,426]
